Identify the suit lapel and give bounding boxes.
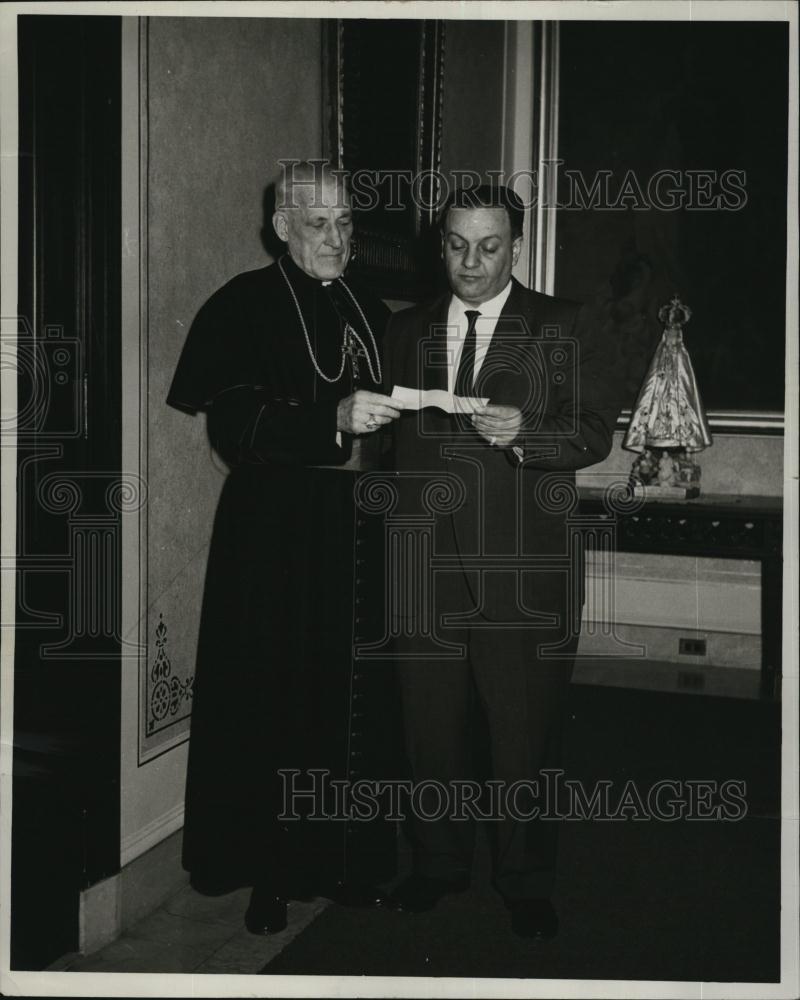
[421,292,451,392]
[476,278,534,400]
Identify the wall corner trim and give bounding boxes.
[121,801,185,868]
[79,875,122,956]
[79,826,188,957]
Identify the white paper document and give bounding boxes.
[391,385,488,414]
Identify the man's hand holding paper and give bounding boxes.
[391,385,522,448]
[471,403,523,447]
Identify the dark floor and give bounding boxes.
[261,683,781,982]
[263,815,779,982]
[61,679,781,981]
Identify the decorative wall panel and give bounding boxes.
[125,16,323,765]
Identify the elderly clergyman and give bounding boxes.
[167,161,403,934]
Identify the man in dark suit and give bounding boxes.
[383,184,622,938]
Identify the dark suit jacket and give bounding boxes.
[383,277,623,625]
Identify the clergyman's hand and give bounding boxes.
[471,404,523,447]
[337,390,404,435]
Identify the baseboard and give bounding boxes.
[78,827,188,956]
[120,801,185,867]
[572,657,762,700]
[577,622,761,671]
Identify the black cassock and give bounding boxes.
[167,255,398,894]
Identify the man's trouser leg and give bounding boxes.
[394,569,476,884]
[469,624,577,902]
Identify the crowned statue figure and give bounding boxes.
[624,294,712,497]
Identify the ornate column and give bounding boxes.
[353,471,467,659]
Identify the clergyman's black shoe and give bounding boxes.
[244,884,288,935]
[390,873,470,913]
[507,898,559,940]
[326,880,390,908]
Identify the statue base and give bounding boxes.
[632,483,700,500]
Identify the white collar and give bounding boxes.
[450,279,513,319]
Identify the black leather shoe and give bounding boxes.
[325,880,390,908]
[244,884,288,935]
[390,873,470,913]
[508,898,558,940]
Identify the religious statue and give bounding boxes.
[657,450,676,485]
[624,294,712,497]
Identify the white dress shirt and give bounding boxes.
[446,280,513,394]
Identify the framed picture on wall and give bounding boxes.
[556,19,789,433]
[323,18,446,301]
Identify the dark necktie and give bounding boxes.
[454,309,481,397]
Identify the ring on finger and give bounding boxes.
[366,413,378,430]
[489,435,498,447]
